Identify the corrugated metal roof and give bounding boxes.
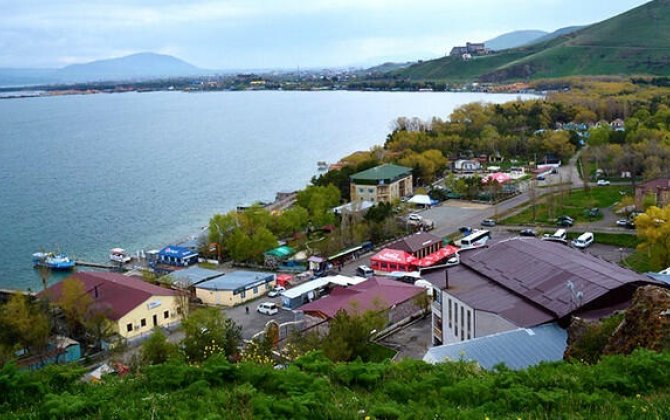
[167,266,224,288]
[388,232,442,254]
[350,164,412,182]
[423,323,567,370]
[461,238,658,318]
[196,271,274,292]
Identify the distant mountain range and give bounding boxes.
[0,53,209,87]
[484,26,585,51]
[394,0,670,82]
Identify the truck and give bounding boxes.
[405,213,435,231]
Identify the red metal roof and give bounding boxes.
[414,245,459,267]
[371,248,418,265]
[300,277,423,319]
[40,272,175,321]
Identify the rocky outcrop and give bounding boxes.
[603,286,670,355]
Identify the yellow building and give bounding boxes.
[195,271,276,306]
[42,272,183,340]
[350,164,413,203]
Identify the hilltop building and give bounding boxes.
[449,42,490,58]
[349,164,413,203]
[423,237,661,346]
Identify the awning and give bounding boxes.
[408,194,433,205]
[414,245,459,267]
[483,172,511,184]
[371,248,418,265]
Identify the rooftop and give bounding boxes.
[300,277,423,319]
[387,231,443,254]
[350,164,412,183]
[423,323,567,370]
[195,271,275,292]
[40,272,175,321]
[166,266,225,288]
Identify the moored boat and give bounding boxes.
[32,252,76,270]
[110,248,132,264]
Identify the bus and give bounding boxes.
[456,229,491,249]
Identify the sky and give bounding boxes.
[0,0,652,70]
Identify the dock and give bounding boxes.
[75,261,119,270]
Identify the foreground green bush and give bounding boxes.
[2,349,670,418]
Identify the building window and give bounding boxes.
[448,299,452,328]
[141,318,146,327]
[368,188,374,193]
[241,290,246,299]
[253,287,258,294]
[467,310,472,336]
[265,283,271,290]
[163,310,169,319]
[126,323,133,332]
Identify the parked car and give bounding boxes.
[356,265,374,278]
[586,207,601,218]
[520,228,537,237]
[481,219,496,227]
[556,216,574,227]
[597,179,611,186]
[572,232,594,249]
[257,302,279,316]
[267,286,285,298]
[537,175,546,181]
[617,219,636,229]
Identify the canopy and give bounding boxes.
[414,245,460,267]
[371,248,418,265]
[408,194,433,206]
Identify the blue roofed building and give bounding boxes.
[166,266,225,290]
[195,271,276,306]
[423,323,567,370]
[156,245,199,267]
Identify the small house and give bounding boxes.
[195,271,276,306]
[156,245,199,267]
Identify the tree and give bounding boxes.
[57,277,93,338]
[141,328,178,365]
[181,308,242,363]
[635,205,670,270]
[249,227,278,263]
[322,305,386,362]
[0,294,51,360]
[276,205,309,237]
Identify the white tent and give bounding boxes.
[408,194,433,206]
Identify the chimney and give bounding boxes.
[94,286,99,299]
[444,269,450,289]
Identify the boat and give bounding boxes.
[110,248,133,264]
[32,252,76,270]
[317,161,328,171]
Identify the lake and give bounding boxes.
[0,90,532,290]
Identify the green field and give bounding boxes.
[566,232,640,249]
[501,186,631,226]
[393,0,670,82]
[623,250,653,273]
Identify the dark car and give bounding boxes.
[586,208,601,218]
[481,219,496,227]
[556,216,574,227]
[520,228,537,237]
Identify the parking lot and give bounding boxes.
[222,294,298,339]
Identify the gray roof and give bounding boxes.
[388,232,442,254]
[423,263,555,328]
[166,266,224,288]
[462,238,658,318]
[196,271,275,292]
[423,323,567,370]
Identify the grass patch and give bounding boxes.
[366,342,397,362]
[622,250,653,273]
[501,186,632,226]
[566,232,640,248]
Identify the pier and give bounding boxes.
[75,260,119,270]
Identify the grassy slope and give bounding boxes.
[396,0,670,81]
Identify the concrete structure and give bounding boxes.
[350,164,413,203]
[423,323,567,370]
[423,237,661,346]
[635,178,670,209]
[41,272,182,340]
[195,271,276,306]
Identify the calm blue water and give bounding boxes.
[0,90,530,290]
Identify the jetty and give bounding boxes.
[75,260,119,270]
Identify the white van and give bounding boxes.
[572,232,594,249]
[356,265,374,278]
[542,229,567,243]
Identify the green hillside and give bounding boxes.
[395,0,670,82]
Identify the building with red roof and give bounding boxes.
[300,277,424,325]
[40,272,182,339]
